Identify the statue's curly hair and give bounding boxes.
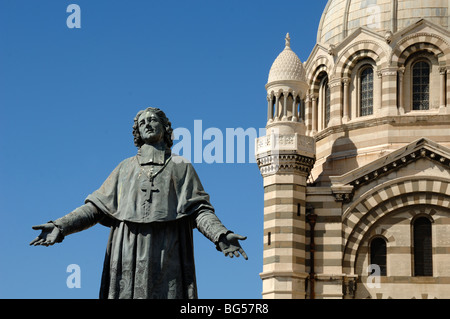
[132,107,174,149]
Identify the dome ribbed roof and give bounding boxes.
[318,0,449,45]
[267,33,306,84]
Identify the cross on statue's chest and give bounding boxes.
[138,160,170,207]
[140,177,159,203]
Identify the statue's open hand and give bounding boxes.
[30,223,62,246]
[218,233,248,260]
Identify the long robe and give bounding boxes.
[53,148,229,299]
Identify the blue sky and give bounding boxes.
[0,0,327,299]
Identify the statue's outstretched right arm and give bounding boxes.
[30,202,103,246]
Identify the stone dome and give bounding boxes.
[317,0,450,45]
[267,33,306,84]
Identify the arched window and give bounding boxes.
[360,67,374,116]
[324,80,330,127]
[413,217,433,276]
[412,61,430,110]
[370,237,387,276]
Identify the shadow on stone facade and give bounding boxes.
[315,135,358,186]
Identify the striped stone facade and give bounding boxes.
[257,1,450,299]
[256,123,316,298]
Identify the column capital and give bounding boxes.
[378,67,398,77]
[376,70,382,78]
[328,78,342,88]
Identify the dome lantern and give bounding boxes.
[267,33,306,84]
[266,33,308,132]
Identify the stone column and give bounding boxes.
[342,78,350,123]
[398,67,405,114]
[440,67,446,113]
[274,93,280,121]
[376,70,383,115]
[328,78,343,127]
[305,94,312,135]
[311,96,317,134]
[267,95,273,122]
[282,92,288,120]
[380,68,398,116]
[447,66,450,109]
[292,92,298,122]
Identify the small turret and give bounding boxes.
[255,34,316,299]
[266,33,309,135]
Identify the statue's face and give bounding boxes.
[138,111,165,145]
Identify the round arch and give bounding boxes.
[391,33,450,67]
[334,40,388,78]
[342,175,450,275]
[307,55,333,85]
[309,65,329,97]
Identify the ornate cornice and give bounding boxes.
[349,147,450,191]
[256,133,316,176]
[329,138,450,203]
[256,133,315,157]
[331,185,354,203]
[314,114,450,143]
[396,32,449,50]
[256,152,315,177]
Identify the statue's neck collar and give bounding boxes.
[137,143,170,165]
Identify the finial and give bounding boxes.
[285,33,291,48]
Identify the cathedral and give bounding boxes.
[255,0,450,299]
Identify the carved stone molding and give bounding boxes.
[256,133,315,156]
[331,185,354,203]
[328,44,336,56]
[379,68,398,77]
[390,32,449,65]
[396,32,449,50]
[328,79,343,88]
[384,31,393,44]
[256,152,316,177]
[349,147,450,191]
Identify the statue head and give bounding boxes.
[132,107,174,149]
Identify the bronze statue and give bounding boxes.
[30,107,247,299]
